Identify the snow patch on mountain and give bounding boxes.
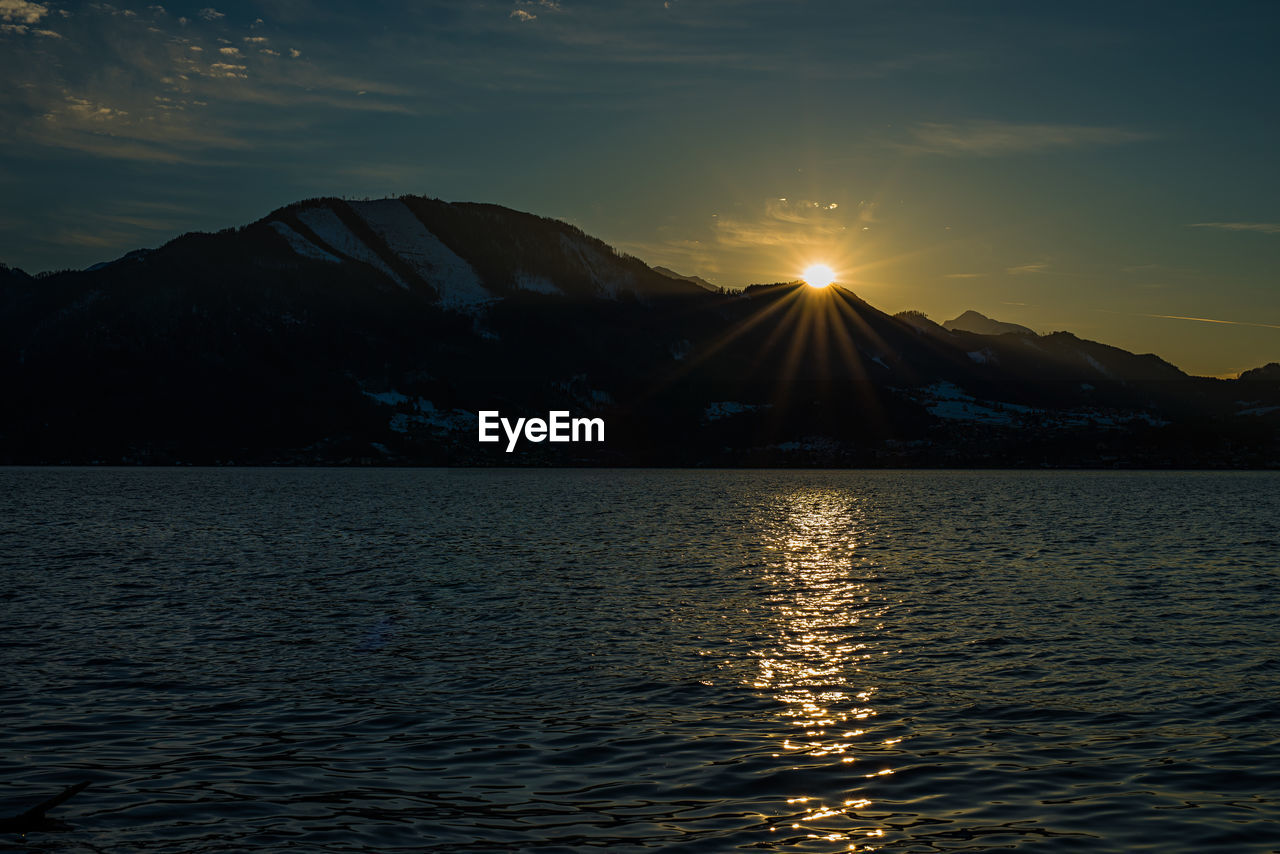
[296,206,407,288]
[914,382,1035,425]
[349,200,492,308]
[269,221,341,263]
[967,349,997,365]
[552,374,613,408]
[365,391,477,434]
[515,272,562,295]
[1082,352,1114,378]
[909,381,1169,428]
[559,233,634,298]
[705,401,770,421]
[928,399,1022,424]
[389,400,478,434]
[775,437,842,454]
[84,248,153,272]
[364,390,409,406]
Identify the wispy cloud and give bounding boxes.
[1007,262,1049,275]
[2,22,60,36]
[713,198,845,249]
[1189,222,1280,234]
[944,272,982,279]
[510,9,536,22]
[1,3,413,165]
[904,121,1150,156]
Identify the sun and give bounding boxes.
[802,264,836,288]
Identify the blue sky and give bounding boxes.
[2,0,1277,375]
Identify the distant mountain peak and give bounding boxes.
[652,266,719,292]
[1239,362,1280,382]
[943,310,1037,337]
[253,195,706,305]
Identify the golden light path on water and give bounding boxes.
[752,490,895,850]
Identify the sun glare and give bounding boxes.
[803,264,835,288]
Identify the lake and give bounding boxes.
[1,469,1277,851]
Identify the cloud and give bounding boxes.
[712,198,846,248]
[62,94,128,120]
[0,0,418,178]
[0,0,55,34]
[1007,263,1048,275]
[944,273,983,279]
[208,61,246,78]
[618,197,847,279]
[904,121,1150,156]
[243,36,268,44]
[1189,222,1280,234]
[2,21,59,35]
[511,0,561,19]
[197,7,223,22]
[0,0,47,24]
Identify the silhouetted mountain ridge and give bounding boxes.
[1,197,1275,466]
[652,266,720,292]
[943,309,1037,337]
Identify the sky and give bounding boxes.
[1,0,1277,376]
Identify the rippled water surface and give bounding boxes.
[2,469,1278,852]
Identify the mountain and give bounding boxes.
[2,196,1276,467]
[652,266,720,292]
[943,309,1037,336]
[1239,362,1280,383]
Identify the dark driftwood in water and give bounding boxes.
[0,781,90,833]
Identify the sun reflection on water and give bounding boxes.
[751,489,894,849]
